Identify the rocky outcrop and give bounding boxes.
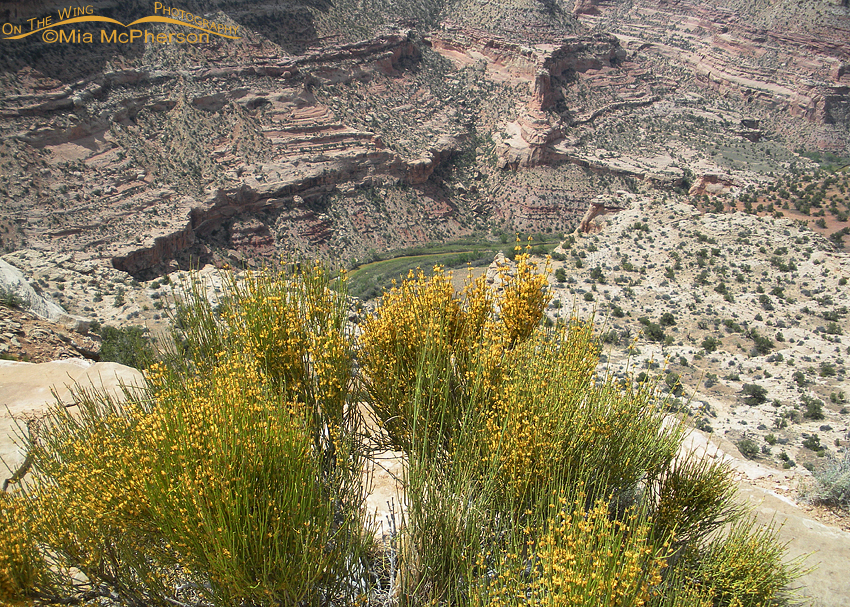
[485,251,515,292]
[569,96,661,127]
[0,259,66,322]
[518,113,563,146]
[405,135,463,184]
[111,221,195,276]
[689,173,737,196]
[578,193,629,233]
[0,359,145,483]
[438,28,661,174]
[228,217,275,251]
[431,30,626,89]
[529,69,554,112]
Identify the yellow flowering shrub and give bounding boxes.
[485,321,681,510]
[481,495,669,607]
[0,492,39,605]
[492,247,550,349]
[484,321,596,506]
[173,263,358,464]
[360,251,551,453]
[359,265,465,451]
[219,264,352,413]
[1,257,803,607]
[680,517,805,607]
[146,264,366,604]
[141,352,352,605]
[21,387,162,602]
[12,263,367,607]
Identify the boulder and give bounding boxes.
[0,258,65,321]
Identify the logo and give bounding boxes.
[2,3,241,44]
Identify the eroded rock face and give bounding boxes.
[0,25,477,277]
[406,136,463,184]
[573,0,850,148]
[689,173,737,196]
[0,259,66,322]
[529,69,554,112]
[111,220,196,276]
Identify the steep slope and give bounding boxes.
[0,0,848,280]
[571,0,850,149]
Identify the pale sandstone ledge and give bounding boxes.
[0,360,145,478]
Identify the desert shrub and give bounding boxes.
[701,336,722,353]
[98,325,156,369]
[741,383,768,406]
[800,453,850,510]
[665,372,684,396]
[647,456,738,547]
[0,493,45,605]
[361,259,801,606]
[802,394,825,420]
[5,258,804,607]
[143,354,363,606]
[0,287,24,310]
[10,264,369,607]
[722,319,742,333]
[819,361,837,377]
[802,434,822,451]
[714,282,734,303]
[826,322,843,335]
[479,493,669,607]
[749,329,773,355]
[112,286,125,307]
[638,317,666,343]
[601,329,619,344]
[359,251,549,453]
[678,516,804,607]
[21,385,174,605]
[737,438,760,459]
[483,326,680,510]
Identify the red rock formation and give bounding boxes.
[529,69,554,112]
[573,0,850,145]
[579,199,626,233]
[405,136,463,184]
